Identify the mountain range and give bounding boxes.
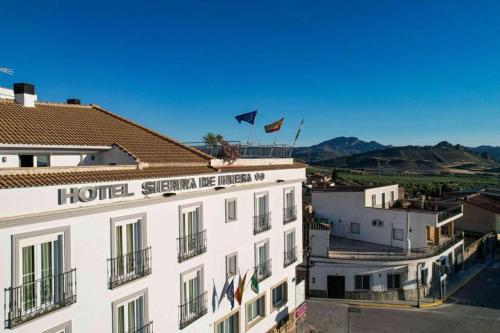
[293,137,500,174]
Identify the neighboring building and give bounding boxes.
[308,185,464,301]
[0,83,305,332]
[456,189,500,235]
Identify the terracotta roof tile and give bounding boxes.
[0,163,305,189]
[0,99,211,164]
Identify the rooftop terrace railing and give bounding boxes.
[184,141,293,158]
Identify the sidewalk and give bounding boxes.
[309,257,494,310]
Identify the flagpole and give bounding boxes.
[268,129,280,157]
[243,123,254,157]
[289,119,304,157]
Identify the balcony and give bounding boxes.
[107,247,152,289]
[255,259,272,282]
[132,321,153,333]
[325,231,464,262]
[254,213,271,235]
[177,230,207,263]
[4,268,77,329]
[438,205,463,223]
[284,247,297,267]
[283,206,297,224]
[178,292,207,329]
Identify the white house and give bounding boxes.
[0,83,305,333]
[309,185,464,302]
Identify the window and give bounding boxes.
[112,290,149,333]
[179,265,206,328]
[351,222,360,234]
[271,281,288,308]
[36,155,50,167]
[8,227,75,328]
[284,229,296,267]
[19,154,34,167]
[254,193,270,234]
[371,194,377,207]
[178,203,206,261]
[387,273,401,290]
[382,193,386,209]
[215,310,239,333]
[390,191,395,202]
[113,217,145,277]
[392,228,404,241]
[17,230,68,312]
[255,240,270,281]
[43,321,72,333]
[355,275,370,290]
[246,294,265,326]
[226,253,238,277]
[284,188,295,209]
[109,213,150,288]
[225,198,237,222]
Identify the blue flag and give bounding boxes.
[226,279,235,309]
[235,110,257,125]
[218,278,229,306]
[212,281,218,313]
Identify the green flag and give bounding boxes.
[250,270,259,294]
[293,119,304,146]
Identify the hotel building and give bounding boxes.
[0,83,305,332]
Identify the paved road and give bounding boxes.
[304,261,500,333]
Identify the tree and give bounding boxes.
[202,132,225,155]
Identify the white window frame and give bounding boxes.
[371,194,377,207]
[254,239,270,280]
[245,293,266,330]
[271,279,288,309]
[254,192,269,217]
[112,289,149,333]
[283,187,295,209]
[43,321,72,333]
[179,202,204,238]
[214,308,240,333]
[12,227,71,288]
[180,264,204,306]
[225,198,238,223]
[226,252,238,278]
[110,213,148,271]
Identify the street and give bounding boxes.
[304,261,500,333]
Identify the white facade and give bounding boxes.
[0,166,305,332]
[308,185,465,300]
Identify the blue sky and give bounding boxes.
[1,0,499,147]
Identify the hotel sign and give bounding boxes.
[58,172,265,205]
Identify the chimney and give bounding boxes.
[67,98,81,105]
[13,83,37,107]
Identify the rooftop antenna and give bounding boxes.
[0,67,14,75]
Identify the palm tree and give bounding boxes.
[202,132,224,155]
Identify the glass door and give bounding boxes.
[181,208,200,255]
[115,220,142,276]
[117,295,144,333]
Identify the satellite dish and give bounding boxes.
[0,68,14,75]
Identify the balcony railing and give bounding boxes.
[438,205,463,222]
[324,231,464,262]
[283,206,297,224]
[255,259,272,282]
[4,268,77,329]
[284,247,297,267]
[108,247,152,289]
[177,230,207,263]
[178,292,207,329]
[254,213,271,235]
[131,321,153,333]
